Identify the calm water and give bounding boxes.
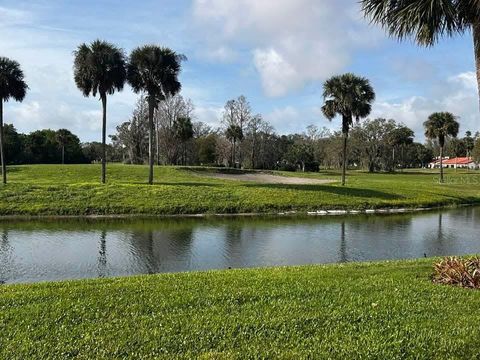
[0,207,479,284]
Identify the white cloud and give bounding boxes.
[199,46,238,63]
[0,6,32,26]
[192,0,381,97]
[253,48,298,97]
[371,72,479,140]
[264,106,301,133]
[194,105,224,129]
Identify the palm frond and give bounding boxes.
[127,45,184,102]
[73,40,127,98]
[0,57,28,102]
[361,0,473,46]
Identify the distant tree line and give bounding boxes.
[0,125,117,165]
[2,92,478,176]
[105,94,480,174]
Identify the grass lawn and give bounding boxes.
[1,259,480,359]
[0,164,479,216]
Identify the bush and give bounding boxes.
[432,256,480,289]
[276,163,297,172]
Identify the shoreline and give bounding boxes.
[0,202,476,221]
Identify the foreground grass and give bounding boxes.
[0,164,479,216]
[2,259,480,359]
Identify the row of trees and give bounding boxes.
[2,2,480,185]
[1,91,479,185]
[0,52,476,187]
[73,40,185,185]
[107,92,480,180]
[0,125,116,164]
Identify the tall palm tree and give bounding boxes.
[127,45,185,184]
[321,73,375,185]
[56,129,70,165]
[362,0,480,108]
[73,40,127,183]
[0,57,28,184]
[225,124,243,168]
[424,112,459,183]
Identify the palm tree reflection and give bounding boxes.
[97,230,107,278]
[339,221,347,263]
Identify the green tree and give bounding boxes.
[464,131,475,157]
[24,130,59,163]
[225,124,243,167]
[362,0,480,108]
[73,40,127,183]
[356,118,397,172]
[127,45,185,184]
[0,57,28,184]
[473,137,480,163]
[285,143,315,172]
[56,129,70,164]
[173,117,193,165]
[196,134,217,165]
[82,142,114,163]
[321,73,375,185]
[446,137,467,157]
[424,112,459,183]
[3,124,25,164]
[388,125,414,171]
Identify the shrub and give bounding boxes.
[276,163,297,172]
[432,256,480,289]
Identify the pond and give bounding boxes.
[1,206,479,284]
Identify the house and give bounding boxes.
[428,157,479,170]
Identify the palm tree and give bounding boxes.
[0,57,28,184]
[73,40,127,184]
[361,1,480,108]
[225,124,243,168]
[127,45,185,184]
[56,129,70,164]
[424,112,459,183]
[321,73,375,185]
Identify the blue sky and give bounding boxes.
[0,0,478,142]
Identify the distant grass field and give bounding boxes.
[2,258,480,359]
[0,164,479,216]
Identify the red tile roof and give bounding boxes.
[442,157,473,165]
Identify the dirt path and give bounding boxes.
[203,172,335,185]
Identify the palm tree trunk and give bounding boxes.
[439,145,444,183]
[148,97,155,185]
[101,94,107,184]
[341,131,348,186]
[473,21,480,110]
[0,98,6,184]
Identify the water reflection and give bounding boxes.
[339,222,347,263]
[0,206,479,284]
[0,229,11,284]
[97,230,107,278]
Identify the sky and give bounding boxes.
[0,0,478,142]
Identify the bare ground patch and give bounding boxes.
[200,172,336,185]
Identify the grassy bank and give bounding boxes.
[2,259,480,359]
[1,164,479,216]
